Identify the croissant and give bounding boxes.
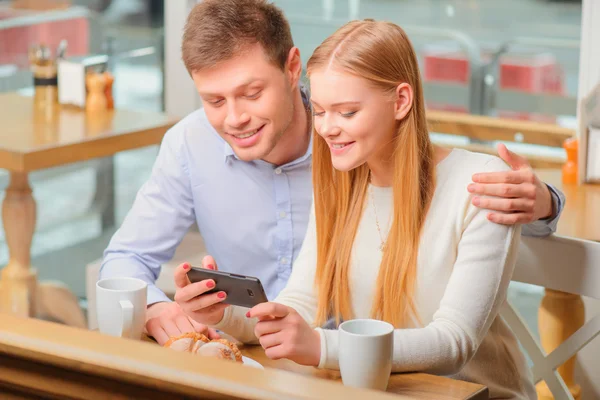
[164,333,243,363]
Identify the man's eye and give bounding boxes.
[209,99,224,106]
[246,91,262,99]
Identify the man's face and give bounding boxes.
[192,43,295,162]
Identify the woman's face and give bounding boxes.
[310,68,411,172]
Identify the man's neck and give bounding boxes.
[262,87,310,166]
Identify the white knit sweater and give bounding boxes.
[214,149,536,400]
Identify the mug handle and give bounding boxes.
[119,300,134,338]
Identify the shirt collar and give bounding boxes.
[288,126,313,166]
[223,140,236,161]
[223,84,312,164]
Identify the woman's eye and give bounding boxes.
[341,111,357,118]
[313,111,325,117]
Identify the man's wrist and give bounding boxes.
[541,184,557,220]
[146,301,170,320]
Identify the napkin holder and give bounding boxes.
[57,54,109,109]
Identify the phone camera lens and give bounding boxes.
[247,289,254,297]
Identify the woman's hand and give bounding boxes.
[248,302,321,366]
[173,256,229,326]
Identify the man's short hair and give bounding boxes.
[182,0,294,73]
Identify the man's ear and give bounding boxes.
[394,83,413,121]
[285,47,303,87]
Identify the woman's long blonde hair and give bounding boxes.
[306,20,435,328]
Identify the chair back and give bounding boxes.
[501,235,600,400]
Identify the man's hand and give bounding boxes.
[173,256,229,326]
[468,143,554,225]
[248,302,321,367]
[145,301,220,345]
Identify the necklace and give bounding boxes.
[369,186,388,252]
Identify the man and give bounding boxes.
[100,0,565,345]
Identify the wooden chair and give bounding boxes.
[426,110,574,169]
[502,235,600,400]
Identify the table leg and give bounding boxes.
[94,156,115,232]
[0,172,37,317]
[0,172,86,328]
[536,289,584,400]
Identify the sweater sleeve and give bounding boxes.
[317,158,522,374]
[212,201,319,342]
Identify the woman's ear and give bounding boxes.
[285,47,303,88]
[394,83,413,120]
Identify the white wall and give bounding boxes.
[573,1,600,397]
[164,0,202,117]
[577,0,600,183]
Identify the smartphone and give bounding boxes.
[187,267,269,308]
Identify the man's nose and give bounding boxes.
[225,101,251,129]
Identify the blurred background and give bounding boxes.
[1,0,581,293]
[0,0,596,396]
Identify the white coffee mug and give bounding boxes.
[338,319,394,391]
[96,277,147,340]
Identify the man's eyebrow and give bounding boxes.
[199,79,264,96]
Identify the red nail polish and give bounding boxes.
[218,292,226,299]
[206,281,215,289]
[207,264,214,270]
[246,311,251,318]
[183,263,190,270]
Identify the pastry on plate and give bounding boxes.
[195,339,243,363]
[163,332,210,352]
[164,333,243,363]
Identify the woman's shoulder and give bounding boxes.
[431,149,516,230]
[437,148,510,183]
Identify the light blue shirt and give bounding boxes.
[100,106,313,304]
[100,90,565,306]
[522,184,565,238]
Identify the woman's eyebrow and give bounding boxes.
[310,100,360,107]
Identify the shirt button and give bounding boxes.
[279,211,287,219]
[275,168,282,175]
[280,257,289,265]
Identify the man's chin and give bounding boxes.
[230,146,268,162]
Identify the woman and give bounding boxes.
[194,20,535,399]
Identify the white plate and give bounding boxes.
[242,356,264,369]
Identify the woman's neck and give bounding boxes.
[369,160,394,187]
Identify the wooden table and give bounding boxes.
[0,314,487,400]
[0,93,177,327]
[537,169,600,242]
[141,334,487,399]
[240,345,488,400]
